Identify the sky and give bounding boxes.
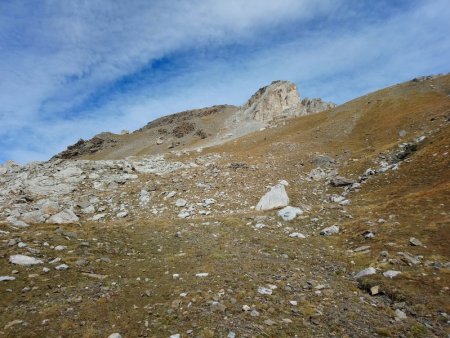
[0,0,449,164]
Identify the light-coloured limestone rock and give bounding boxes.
[278,206,303,221]
[47,209,79,224]
[235,80,335,123]
[256,184,289,211]
[9,254,43,266]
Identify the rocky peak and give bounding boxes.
[239,80,301,122]
[237,80,335,123]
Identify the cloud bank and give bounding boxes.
[0,0,449,163]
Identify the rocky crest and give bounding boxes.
[237,80,335,122]
[53,80,335,160]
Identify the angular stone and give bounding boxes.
[256,184,289,211]
[47,209,79,224]
[320,225,340,236]
[278,206,303,221]
[409,237,423,246]
[355,267,376,279]
[330,176,355,187]
[9,254,43,266]
[383,270,401,279]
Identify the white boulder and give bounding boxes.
[256,184,289,211]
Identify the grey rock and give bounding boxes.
[320,225,340,236]
[55,264,69,270]
[0,276,16,282]
[383,270,401,278]
[278,206,303,221]
[21,210,47,224]
[47,209,79,224]
[9,254,43,266]
[107,334,123,338]
[398,252,421,265]
[256,183,289,211]
[355,267,376,279]
[409,237,423,246]
[395,309,407,320]
[175,199,187,207]
[330,176,355,187]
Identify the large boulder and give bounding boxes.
[256,183,289,211]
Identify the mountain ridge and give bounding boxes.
[53,80,335,160]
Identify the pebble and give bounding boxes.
[54,245,67,251]
[0,276,16,282]
[383,270,401,278]
[370,285,380,295]
[175,199,187,207]
[250,309,260,317]
[395,309,407,320]
[242,305,251,311]
[289,232,306,239]
[409,237,423,246]
[116,211,128,218]
[353,245,370,252]
[107,334,123,338]
[55,264,69,271]
[320,225,340,236]
[258,286,273,295]
[355,267,376,279]
[195,272,209,277]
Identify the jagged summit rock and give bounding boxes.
[239,80,302,122]
[236,80,335,123]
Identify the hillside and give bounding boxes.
[53,81,335,161]
[0,74,449,337]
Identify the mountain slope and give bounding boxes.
[53,80,335,160]
[0,74,449,337]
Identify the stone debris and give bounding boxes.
[398,252,421,265]
[383,270,402,279]
[277,206,303,221]
[320,225,340,236]
[395,309,407,320]
[47,209,79,224]
[256,183,289,211]
[9,255,43,266]
[175,199,187,207]
[55,264,69,270]
[0,276,16,282]
[330,176,355,187]
[107,334,123,338]
[354,267,376,279]
[195,273,209,277]
[258,286,273,295]
[289,232,306,239]
[409,237,423,246]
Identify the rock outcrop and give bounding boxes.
[236,80,335,123]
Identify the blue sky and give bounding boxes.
[0,0,449,163]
